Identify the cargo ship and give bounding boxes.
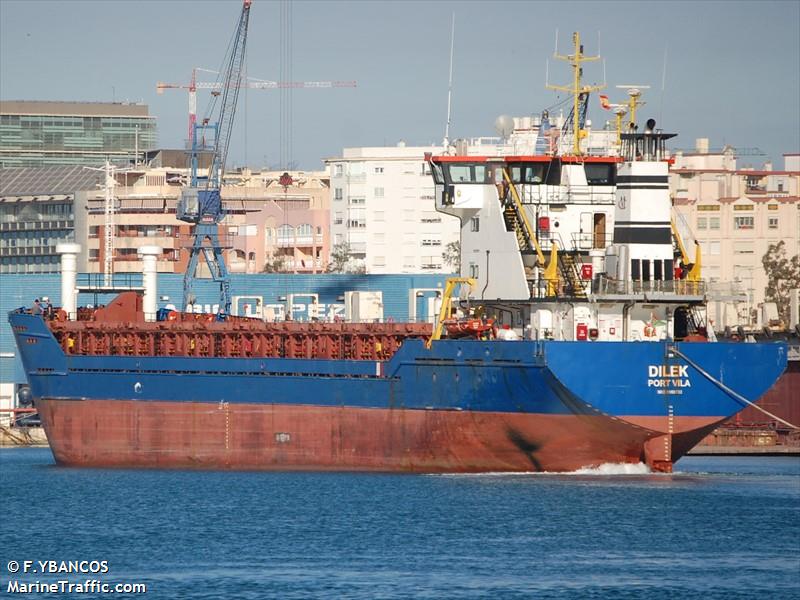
[7,31,789,473]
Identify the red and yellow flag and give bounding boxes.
[599,95,611,110]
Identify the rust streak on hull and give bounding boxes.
[38,399,670,472]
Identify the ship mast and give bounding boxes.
[547,32,605,156]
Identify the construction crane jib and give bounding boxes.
[177,0,252,314]
[156,69,356,148]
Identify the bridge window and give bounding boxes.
[509,163,548,184]
[430,162,444,184]
[443,163,490,184]
[584,163,615,185]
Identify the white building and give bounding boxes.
[671,142,800,328]
[325,143,459,274]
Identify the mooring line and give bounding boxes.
[671,347,798,430]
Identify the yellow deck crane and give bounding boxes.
[427,278,476,348]
[671,219,702,281]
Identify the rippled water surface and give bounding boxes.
[2,448,798,599]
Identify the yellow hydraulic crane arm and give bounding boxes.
[687,242,702,282]
[670,219,691,265]
[427,277,476,348]
[501,168,546,265]
[544,241,560,297]
[670,219,702,281]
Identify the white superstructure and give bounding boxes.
[429,125,710,344]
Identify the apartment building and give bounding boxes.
[671,141,800,327]
[225,169,330,274]
[325,143,460,274]
[82,166,330,275]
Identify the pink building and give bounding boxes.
[225,170,330,274]
[81,166,330,275]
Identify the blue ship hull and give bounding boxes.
[9,311,788,472]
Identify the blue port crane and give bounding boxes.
[177,0,252,313]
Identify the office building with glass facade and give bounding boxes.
[0,100,157,167]
[0,165,102,274]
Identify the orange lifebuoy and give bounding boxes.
[167,311,178,322]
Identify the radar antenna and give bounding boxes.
[615,85,651,131]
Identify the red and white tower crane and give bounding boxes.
[157,68,357,145]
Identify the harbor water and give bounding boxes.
[1,449,798,599]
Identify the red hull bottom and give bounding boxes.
[37,400,721,473]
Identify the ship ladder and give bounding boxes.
[500,168,546,266]
[670,346,799,430]
[559,252,587,299]
[503,205,530,252]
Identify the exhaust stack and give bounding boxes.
[56,243,81,320]
[138,246,161,322]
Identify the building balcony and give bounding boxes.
[114,229,176,238]
[110,253,179,263]
[114,236,179,249]
[280,258,326,271]
[274,235,324,248]
[348,242,367,253]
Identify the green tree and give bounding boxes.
[262,255,286,273]
[442,240,461,272]
[761,241,800,326]
[328,242,352,273]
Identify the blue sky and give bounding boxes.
[1,0,798,170]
